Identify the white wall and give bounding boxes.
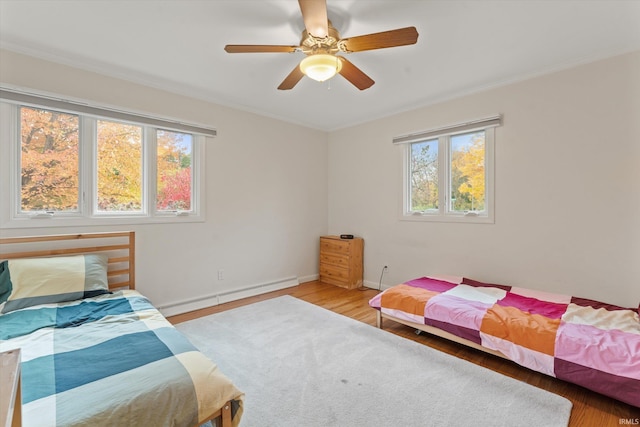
[0,50,328,314]
[328,51,640,307]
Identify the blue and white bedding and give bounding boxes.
[0,290,244,427]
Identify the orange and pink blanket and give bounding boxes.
[369,276,640,407]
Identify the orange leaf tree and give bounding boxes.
[20,107,79,211]
[21,108,192,213]
[96,120,143,211]
[450,133,485,211]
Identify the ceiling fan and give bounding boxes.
[224,0,419,90]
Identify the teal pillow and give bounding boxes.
[0,261,12,304]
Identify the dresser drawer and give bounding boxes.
[319,264,349,280]
[320,238,350,255]
[319,252,350,268]
[319,264,349,286]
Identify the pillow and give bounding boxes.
[0,254,110,314]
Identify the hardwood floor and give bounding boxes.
[168,281,639,427]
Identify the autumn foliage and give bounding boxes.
[158,167,191,210]
[20,106,192,212]
[410,131,485,212]
[96,120,143,211]
[20,108,79,211]
[450,132,485,211]
[156,130,192,211]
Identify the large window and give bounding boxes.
[1,90,213,228]
[397,116,500,223]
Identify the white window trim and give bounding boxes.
[0,101,207,229]
[398,118,499,224]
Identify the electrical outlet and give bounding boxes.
[217,269,224,280]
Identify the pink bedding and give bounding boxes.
[369,276,640,407]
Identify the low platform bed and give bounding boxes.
[369,275,640,408]
[0,232,243,427]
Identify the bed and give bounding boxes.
[0,231,243,427]
[369,275,640,408]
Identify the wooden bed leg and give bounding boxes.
[376,310,382,329]
[220,401,232,427]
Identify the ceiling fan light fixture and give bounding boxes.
[299,54,342,82]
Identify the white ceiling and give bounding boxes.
[1,0,639,131]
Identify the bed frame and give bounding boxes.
[0,231,234,427]
[376,311,509,360]
[0,231,136,291]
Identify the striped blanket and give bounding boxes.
[369,276,640,408]
[0,290,243,427]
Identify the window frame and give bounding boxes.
[0,100,207,229]
[399,123,496,224]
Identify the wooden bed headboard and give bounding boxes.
[0,231,135,290]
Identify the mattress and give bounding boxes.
[369,276,640,408]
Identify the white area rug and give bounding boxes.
[176,295,572,427]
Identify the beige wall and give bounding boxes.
[2,48,639,309]
[0,49,329,314]
[328,51,640,307]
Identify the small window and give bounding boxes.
[156,130,192,212]
[409,139,438,212]
[449,131,486,213]
[397,116,499,223]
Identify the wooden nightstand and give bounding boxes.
[319,236,364,289]
[0,349,22,427]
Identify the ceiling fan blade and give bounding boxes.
[224,45,299,53]
[277,65,305,90]
[298,0,328,38]
[337,57,374,90]
[339,27,419,52]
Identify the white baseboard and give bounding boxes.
[158,276,299,317]
[362,279,390,292]
[298,273,319,283]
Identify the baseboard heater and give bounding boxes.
[158,276,299,317]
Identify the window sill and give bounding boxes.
[0,214,205,229]
[399,212,494,224]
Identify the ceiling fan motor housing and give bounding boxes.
[300,21,341,56]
